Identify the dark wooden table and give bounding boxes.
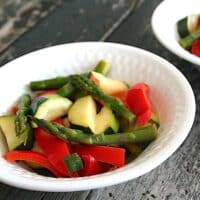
[0,0,199,199]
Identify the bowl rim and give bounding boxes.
[0,42,196,192]
[151,0,200,66]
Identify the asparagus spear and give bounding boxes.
[83,125,157,145]
[31,117,89,142]
[179,29,200,49]
[93,60,111,75]
[124,144,143,157]
[31,117,157,145]
[56,82,75,97]
[63,153,83,174]
[30,60,111,92]
[69,74,135,123]
[15,94,32,136]
[56,60,111,97]
[30,76,69,91]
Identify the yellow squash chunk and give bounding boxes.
[68,96,96,132]
[91,72,128,95]
[94,106,119,134]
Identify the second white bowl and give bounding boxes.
[152,0,200,66]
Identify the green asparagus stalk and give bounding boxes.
[30,76,69,91]
[64,153,83,174]
[93,60,111,75]
[30,74,88,92]
[83,125,157,145]
[124,144,143,157]
[31,117,89,142]
[56,61,111,97]
[15,94,32,136]
[69,75,135,123]
[29,60,111,92]
[56,82,75,97]
[179,29,200,49]
[31,117,157,145]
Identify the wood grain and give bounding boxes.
[0,0,64,54]
[0,0,134,66]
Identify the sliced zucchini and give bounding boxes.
[179,29,200,49]
[94,106,119,134]
[188,15,200,33]
[68,96,119,134]
[0,115,33,151]
[30,96,47,115]
[177,17,189,38]
[177,14,200,38]
[31,94,72,121]
[68,96,96,132]
[0,127,8,154]
[91,72,128,95]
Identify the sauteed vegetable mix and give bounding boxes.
[1,60,159,177]
[177,14,200,57]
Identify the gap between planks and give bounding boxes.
[99,0,140,41]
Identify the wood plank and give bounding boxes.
[0,0,64,54]
[0,185,90,200]
[0,0,135,67]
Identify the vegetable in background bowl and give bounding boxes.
[177,14,200,57]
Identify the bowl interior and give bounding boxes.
[152,0,200,66]
[0,42,195,191]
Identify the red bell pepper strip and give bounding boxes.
[4,151,62,177]
[35,127,78,177]
[126,85,151,115]
[111,83,149,109]
[79,155,111,176]
[191,39,200,57]
[36,89,56,97]
[112,83,152,125]
[136,109,151,126]
[126,83,151,125]
[9,105,18,115]
[72,145,125,167]
[131,83,149,93]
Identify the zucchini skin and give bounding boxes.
[30,97,48,115]
[177,17,189,38]
[0,115,33,150]
[179,30,200,49]
[30,76,69,91]
[31,94,72,122]
[177,15,200,38]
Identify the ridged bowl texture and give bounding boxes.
[0,42,195,191]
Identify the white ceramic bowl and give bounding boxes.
[0,42,195,192]
[151,0,200,66]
